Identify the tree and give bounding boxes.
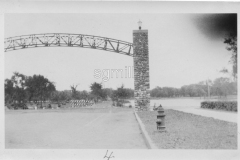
[124,88,134,98]
[102,88,114,99]
[180,86,188,97]
[116,84,129,100]
[224,34,237,80]
[50,91,61,102]
[51,90,71,102]
[5,72,56,109]
[76,90,90,100]
[4,72,28,109]
[212,77,231,97]
[25,74,56,107]
[11,72,27,106]
[70,84,78,99]
[111,84,132,106]
[5,79,14,104]
[90,82,106,102]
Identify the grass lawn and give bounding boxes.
[137,109,237,149]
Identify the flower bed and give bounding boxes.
[201,101,237,112]
[137,110,237,149]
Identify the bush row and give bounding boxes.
[201,101,237,112]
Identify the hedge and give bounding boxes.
[201,101,237,112]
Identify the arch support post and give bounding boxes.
[133,29,150,111]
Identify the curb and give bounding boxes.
[134,111,158,149]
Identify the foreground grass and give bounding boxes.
[137,109,237,149]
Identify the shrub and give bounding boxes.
[112,102,115,106]
[116,101,123,107]
[122,100,130,103]
[201,101,237,112]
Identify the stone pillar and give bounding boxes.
[133,29,150,111]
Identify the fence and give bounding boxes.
[70,100,94,107]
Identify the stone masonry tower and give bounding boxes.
[133,23,150,111]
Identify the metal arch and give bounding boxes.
[4,33,134,56]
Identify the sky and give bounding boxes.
[4,13,235,91]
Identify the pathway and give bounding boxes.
[171,107,237,123]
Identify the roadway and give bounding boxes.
[5,105,147,149]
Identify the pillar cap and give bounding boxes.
[133,30,148,33]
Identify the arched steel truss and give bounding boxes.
[4,33,134,56]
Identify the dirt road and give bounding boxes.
[5,104,147,149]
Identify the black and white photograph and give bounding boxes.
[1,1,239,160]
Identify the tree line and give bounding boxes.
[5,72,56,108]
[150,77,237,98]
[5,72,237,107]
[52,83,134,103]
[5,72,134,108]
